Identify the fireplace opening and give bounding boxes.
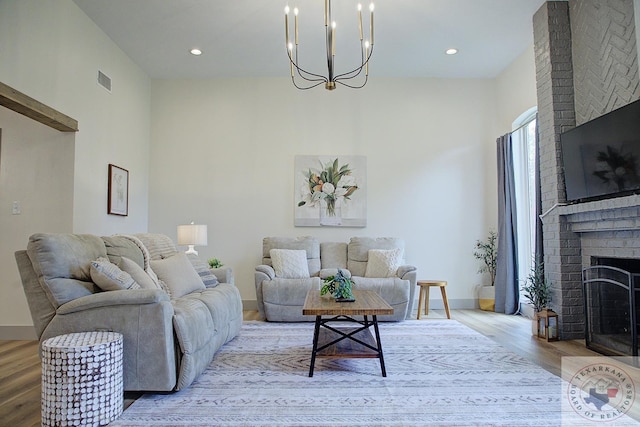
[583,257,640,356]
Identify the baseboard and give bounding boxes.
[241,298,477,311]
[0,326,37,340]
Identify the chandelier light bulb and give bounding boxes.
[283,0,375,90]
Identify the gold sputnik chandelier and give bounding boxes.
[284,0,375,90]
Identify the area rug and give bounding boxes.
[111,320,591,426]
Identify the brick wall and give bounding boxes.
[533,1,640,339]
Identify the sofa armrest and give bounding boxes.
[254,265,276,319]
[42,290,176,391]
[397,265,417,280]
[255,264,275,280]
[211,266,234,285]
[56,289,169,315]
[397,265,417,319]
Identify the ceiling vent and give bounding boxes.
[97,70,112,92]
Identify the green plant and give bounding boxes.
[208,258,224,269]
[473,230,497,286]
[320,269,354,300]
[522,261,551,312]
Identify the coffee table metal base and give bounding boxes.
[309,314,386,377]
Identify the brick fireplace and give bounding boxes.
[533,1,640,339]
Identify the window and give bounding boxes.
[511,108,537,300]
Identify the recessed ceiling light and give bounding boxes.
[190,48,202,56]
[446,48,458,55]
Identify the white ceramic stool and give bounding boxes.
[41,331,123,427]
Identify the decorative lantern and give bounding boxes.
[536,308,559,341]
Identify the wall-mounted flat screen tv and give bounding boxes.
[560,99,640,202]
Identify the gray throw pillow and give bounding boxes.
[90,257,141,291]
[150,252,205,298]
[187,255,219,287]
[118,257,160,290]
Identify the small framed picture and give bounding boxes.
[108,164,129,216]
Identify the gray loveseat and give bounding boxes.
[15,232,242,392]
[255,236,417,322]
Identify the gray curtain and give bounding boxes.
[495,133,519,314]
[534,115,544,265]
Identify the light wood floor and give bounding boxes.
[0,309,600,427]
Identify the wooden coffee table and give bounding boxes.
[302,289,394,377]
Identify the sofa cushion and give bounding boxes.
[365,248,404,278]
[27,233,106,307]
[348,237,404,277]
[352,276,409,301]
[262,277,322,306]
[171,297,216,390]
[320,242,348,269]
[90,257,140,291]
[183,283,243,348]
[118,257,161,290]
[262,236,321,277]
[187,255,219,287]
[102,235,145,268]
[151,252,206,298]
[135,233,178,260]
[270,249,310,279]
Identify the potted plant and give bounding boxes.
[474,230,497,311]
[522,260,552,335]
[208,258,224,269]
[320,269,355,302]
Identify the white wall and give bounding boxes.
[149,77,499,308]
[0,0,151,236]
[0,0,151,336]
[495,45,538,131]
[0,110,75,337]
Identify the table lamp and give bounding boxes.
[177,222,208,256]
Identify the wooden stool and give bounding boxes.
[416,280,451,319]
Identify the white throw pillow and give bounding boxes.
[118,257,160,290]
[90,257,141,291]
[150,252,206,298]
[364,248,404,278]
[270,249,310,279]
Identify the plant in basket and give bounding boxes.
[320,269,355,302]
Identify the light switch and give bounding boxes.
[12,201,21,215]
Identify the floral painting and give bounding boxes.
[295,155,366,227]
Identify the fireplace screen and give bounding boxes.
[583,266,639,356]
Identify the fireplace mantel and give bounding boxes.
[542,194,640,233]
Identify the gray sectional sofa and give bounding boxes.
[255,236,417,322]
[15,232,242,392]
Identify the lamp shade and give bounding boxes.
[177,224,208,246]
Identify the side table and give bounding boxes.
[41,331,123,427]
[416,280,451,319]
